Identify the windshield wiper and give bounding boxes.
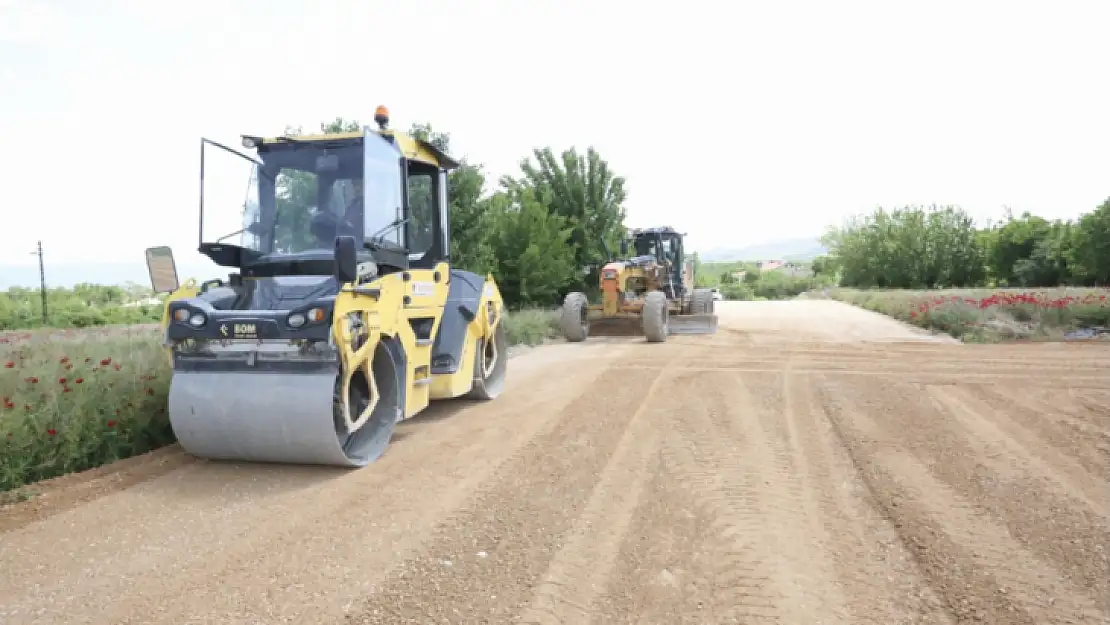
[215,229,246,243]
[365,217,410,252]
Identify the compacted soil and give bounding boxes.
[2,300,1108,624]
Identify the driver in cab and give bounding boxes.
[310,178,364,247]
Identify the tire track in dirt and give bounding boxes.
[968,383,1110,481]
[1072,390,1110,427]
[589,448,718,624]
[513,368,666,625]
[344,365,665,624]
[924,386,1110,607]
[756,365,954,624]
[659,368,853,624]
[818,377,1109,624]
[890,378,1110,606]
[929,385,1109,518]
[0,351,616,625]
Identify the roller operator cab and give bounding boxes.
[558,226,718,343]
[144,106,508,468]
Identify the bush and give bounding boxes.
[828,287,1110,342]
[0,327,173,491]
[0,308,559,492]
[503,308,560,346]
[720,283,755,301]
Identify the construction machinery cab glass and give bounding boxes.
[197,129,448,277]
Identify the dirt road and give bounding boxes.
[2,300,1108,624]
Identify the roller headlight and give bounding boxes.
[187,313,207,327]
[288,307,327,329]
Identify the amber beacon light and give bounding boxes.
[374,105,390,129]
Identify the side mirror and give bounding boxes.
[334,235,358,283]
[619,239,629,256]
[144,246,180,294]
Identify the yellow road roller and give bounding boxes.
[144,106,507,467]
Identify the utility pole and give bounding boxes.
[30,241,47,324]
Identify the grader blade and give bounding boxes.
[667,312,719,335]
[586,315,644,337]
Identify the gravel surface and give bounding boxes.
[2,300,1108,624]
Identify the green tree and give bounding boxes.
[986,210,1056,285]
[1069,197,1110,285]
[822,205,986,289]
[501,146,628,292]
[484,187,577,306]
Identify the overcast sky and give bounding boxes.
[2,0,1108,272]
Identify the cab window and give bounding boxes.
[406,166,436,256]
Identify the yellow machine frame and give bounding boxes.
[143,106,508,467]
[559,226,716,343]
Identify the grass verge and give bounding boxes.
[826,287,1110,342]
[1,309,558,493]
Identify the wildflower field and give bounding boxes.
[0,310,559,493]
[828,287,1110,342]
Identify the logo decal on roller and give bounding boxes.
[220,323,257,338]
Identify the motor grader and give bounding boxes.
[559,226,718,343]
[142,106,507,468]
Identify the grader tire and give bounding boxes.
[560,291,589,342]
[642,291,669,343]
[691,288,715,315]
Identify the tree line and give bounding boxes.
[0,283,161,330]
[815,199,1110,289]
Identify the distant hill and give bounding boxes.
[697,237,827,262]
